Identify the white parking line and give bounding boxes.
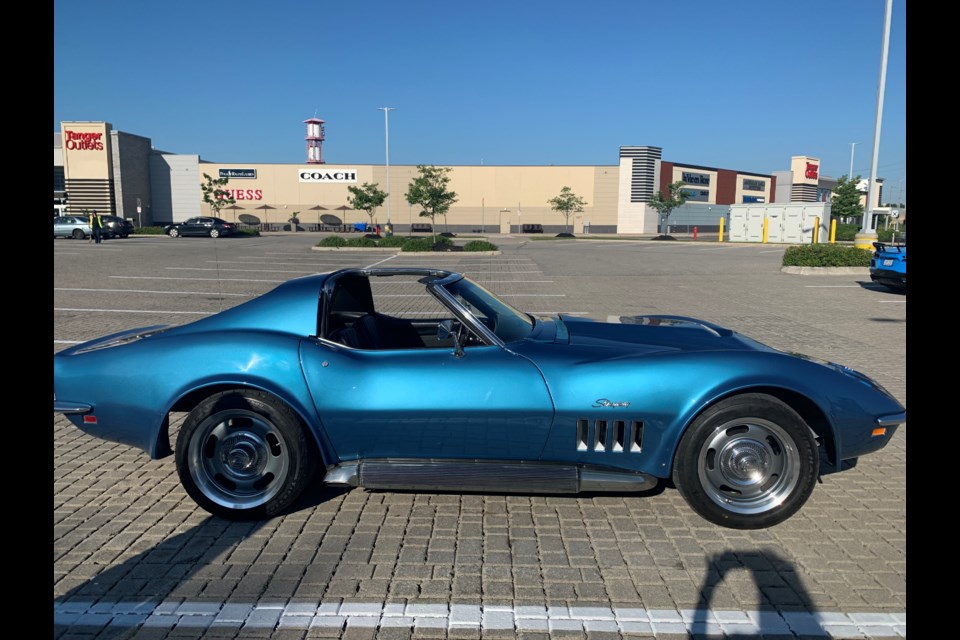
[54,308,213,315]
[879,300,906,304]
[109,276,284,283]
[55,287,251,297]
[166,267,317,274]
[52,601,906,637]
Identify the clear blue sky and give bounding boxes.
[54,0,907,203]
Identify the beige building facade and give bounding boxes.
[56,120,861,234]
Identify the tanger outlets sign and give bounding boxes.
[298,168,358,183]
[219,168,257,179]
[64,130,105,151]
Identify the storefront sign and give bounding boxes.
[219,168,257,179]
[64,130,105,151]
[743,178,765,192]
[743,196,765,203]
[681,188,709,202]
[682,171,710,186]
[218,189,263,200]
[298,168,358,183]
[805,162,819,179]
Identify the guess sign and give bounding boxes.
[218,189,264,200]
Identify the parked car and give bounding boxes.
[53,215,114,239]
[164,216,235,238]
[53,268,905,529]
[100,215,135,238]
[870,240,906,292]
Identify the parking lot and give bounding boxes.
[54,233,906,639]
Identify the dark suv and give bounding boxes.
[100,215,135,238]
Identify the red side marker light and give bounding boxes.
[83,415,97,424]
[871,427,886,437]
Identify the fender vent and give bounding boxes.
[577,419,643,453]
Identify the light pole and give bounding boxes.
[857,0,893,247]
[378,107,395,225]
[848,142,858,179]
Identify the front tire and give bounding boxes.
[175,390,317,519]
[672,393,818,529]
[168,227,180,237]
[72,229,85,239]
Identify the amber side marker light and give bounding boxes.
[872,427,887,437]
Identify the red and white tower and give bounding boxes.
[304,117,326,164]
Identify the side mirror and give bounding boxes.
[437,319,465,358]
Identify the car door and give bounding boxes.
[300,340,555,463]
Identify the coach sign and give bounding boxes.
[219,168,257,179]
[298,168,358,183]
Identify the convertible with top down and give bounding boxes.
[53,268,905,529]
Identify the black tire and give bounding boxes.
[175,390,317,519]
[210,228,220,238]
[672,393,818,529]
[72,229,85,240]
[168,227,180,237]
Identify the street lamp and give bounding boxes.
[378,107,395,225]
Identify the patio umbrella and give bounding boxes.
[224,204,244,223]
[308,205,327,228]
[254,204,277,229]
[335,205,353,228]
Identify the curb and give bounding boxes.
[311,247,502,256]
[780,266,870,276]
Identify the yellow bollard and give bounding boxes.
[762,217,768,243]
[813,217,819,244]
[718,217,724,242]
[830,219,837,243]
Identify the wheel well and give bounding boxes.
[155,384,325,464]
[682,387,836,468]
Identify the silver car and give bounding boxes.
[53,216,114,239]
[53,216,93,239]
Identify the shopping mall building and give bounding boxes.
[53,120,884,234]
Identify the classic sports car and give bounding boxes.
[870,240,906,292]
[53,268,905,529]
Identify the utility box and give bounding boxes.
[729,203,831,243]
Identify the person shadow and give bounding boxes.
[691,549,826,639]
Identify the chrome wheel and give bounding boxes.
[210,228,220,238]
[168,227,180,237]
[186,408,291,510]
[672,394,818,529]
[696,417,800,515]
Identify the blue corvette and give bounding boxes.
[54,268,905,529]
[871,240,906,292]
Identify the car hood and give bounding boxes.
[553,315,778,355]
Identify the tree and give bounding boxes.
[201,173,235,218]
[648,181,688,236]
[831,175,865,224]
[548,186,587,233]
[405,165,458,237]
[347,182,388,230]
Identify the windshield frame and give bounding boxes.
[431,274,535,346]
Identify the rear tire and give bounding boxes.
[175,390,317,520]
[672,393,818,529]
[210,228,221,238]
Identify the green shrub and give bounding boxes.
[317,236,347,247]
[782,244,872,267]
[346,237,378,248]
[401,237,437,252]
[236,228,260,237]
[463,240,499,251]
[833,223,859,241]
[377,235,410,247]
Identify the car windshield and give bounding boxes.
[442,277,534,343]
